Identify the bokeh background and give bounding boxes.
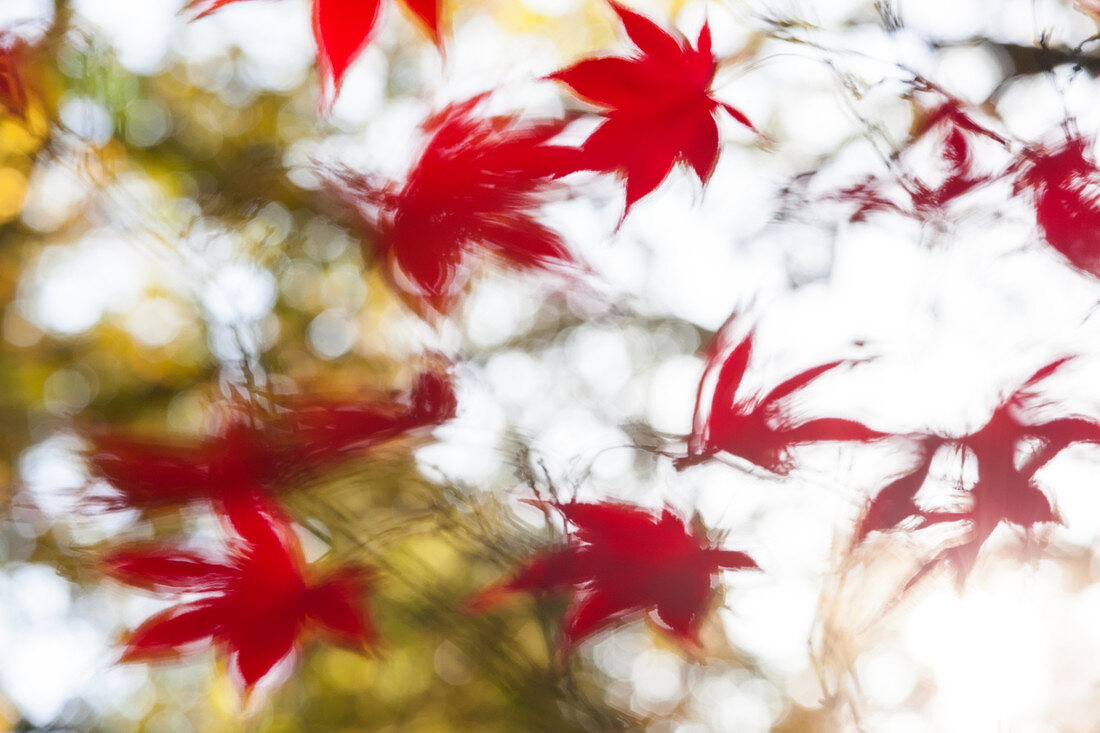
[6,0,1100,731]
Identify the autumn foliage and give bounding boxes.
[0,32,29,119]
[470,501,758,650]
[682,316,885,473]
[103,491,375,693]
[12,0,1100,728]
[1013,134,1100,278]
[549,1,757,213]
[63,0,1100,705]
[85,368,456,512]
[855,358,1100,589]
[186,0,445,108]
[330,97,580,316]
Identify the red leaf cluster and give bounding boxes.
[104,491,375,694]
[86,368,456,511]
[550,1,757,214]
[856,358,1100,588]
[469,501,758,650]
[829,99,1100,281]
[185,0,444,109]
[682,317,885,473]
[834,100,1006,223]
[332,95,580,317]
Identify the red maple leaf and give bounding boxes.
[549,1,758,214]
[330,95,580,317]
[86,368,456,511]
[184,0,443,109]
[680,316,885,473]
[103,491,375,695]
[856,358,1100,588]
[1013,134,1100,278]
[469,501,758,650]
[832,100,1006,223]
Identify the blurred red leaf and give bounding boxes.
[682,317,885,473]
[85,368,456,511]
[469,501,757,650]
[104,491,375,695]
[856,358,1100,588]
[853,437,940,545]
[185,0,444,110]
[331,95,581,318]
[550,1,758,214]
[1014,134,1100,278]
[0,32,31,119]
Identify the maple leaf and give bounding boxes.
[681,316,886,474]
[832,100,1006,223]
[103,490,375,695]
[1013,134,1100,278]
[856,358,1100,588]
[469,501,757,650]
[330,95,580,317]
[184,0,443,110]
[85,368,456,511]
[549,1,758,214]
